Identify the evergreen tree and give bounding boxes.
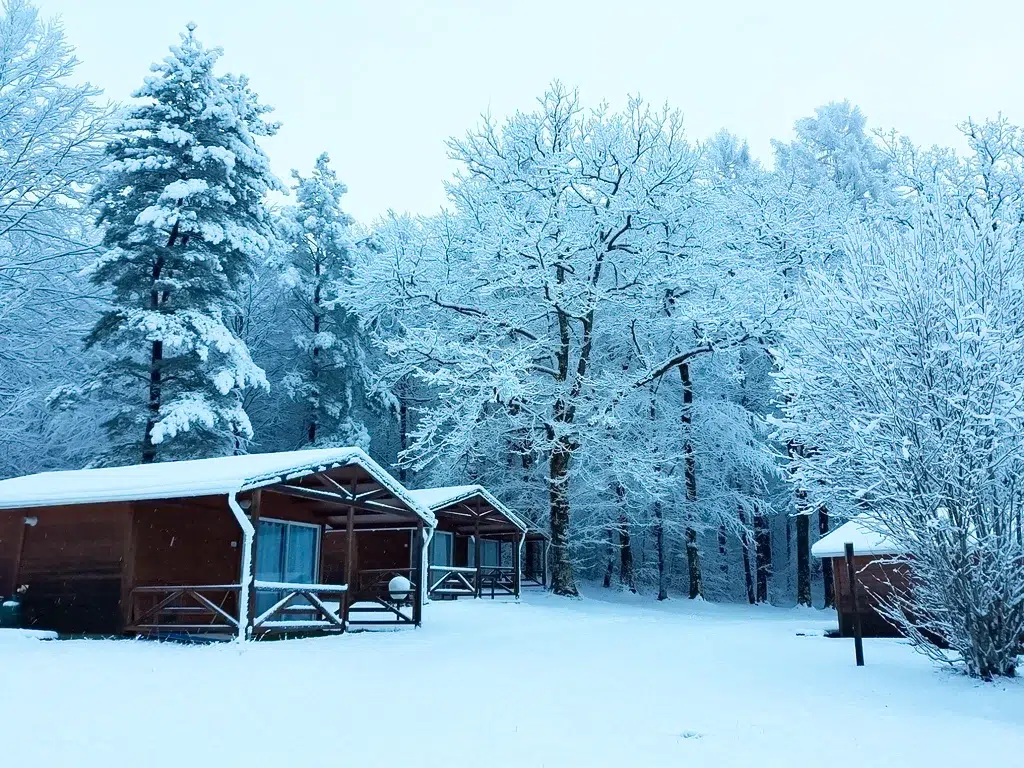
[77,25,281,463]
[279,152,369,448]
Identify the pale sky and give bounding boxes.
[38,0,1024,224]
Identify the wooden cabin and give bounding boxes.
[812,517,909,638]
[0,448,436,640]
[408,485,548,600]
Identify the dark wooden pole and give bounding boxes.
[412,522,424,626]
[844,542,865,667]
[246,490,262,638]
[343,503,355,627]
[474,506,482,599]
[513,534,522,598]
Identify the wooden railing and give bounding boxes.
[251,580,347,634]
[427,565,520,599]
[348,568,420,625]
[127,581,348,637]
[479,565,517,599]
[427,565,478,598]
[128,584,241,635]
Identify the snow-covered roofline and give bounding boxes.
[0,447,435,526]
[811,515,904,558]
[408,484,542,536]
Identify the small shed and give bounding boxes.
[0,448,435,639]
[812,517,909,638]
[408,485,547,600]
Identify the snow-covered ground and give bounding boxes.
[2,588,1022,767]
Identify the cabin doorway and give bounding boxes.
[255,519,320,616]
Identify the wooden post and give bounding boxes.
[247,490,262,638]
[513,534,522,599]
[844,542,865,667]
[412,522,424,626]
[120,505,137,632]
[342,495,356,628]
[474,512,482,598]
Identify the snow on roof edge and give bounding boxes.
[811,515,904,558]
[0,448,436,526]
[408,484,539,535]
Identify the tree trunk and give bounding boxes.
[142,221,180,463]
[603,527,615,588]
[737,505,756,604]
[679,361,703,599]
[796,513,811,606]
[654,501,668,600]
[306,264,323,446]
[397,379,409,484]
[718,525,728,577]
[754,505,771,603]
[548,439,578,596]
[141,339,162,464]
[619,512,636,593]
[819,506,833,608]
[685,526,703,599]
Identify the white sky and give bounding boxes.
[38,0,1024,224]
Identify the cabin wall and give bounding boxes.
[321,529,412,584]
[132,497,241,587]
[11,503,132,635]
[0,512,23,597]
[830,555,910,638]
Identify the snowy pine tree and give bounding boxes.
[71,25,281,463]
[278,152,369,449]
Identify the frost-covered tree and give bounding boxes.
[277,153,369,448]
[773,100,891,206]
[0,0,111,476]
[59,25,281,464]
[776,119,1024,678]
[349,85,779,595]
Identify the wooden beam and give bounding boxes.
[412,523,424,626]
[120,504,137,632]
[342,477,356,629]
[513,533,522,599]
[474,503,482,599]
[268,484,416,518]
[247,490,262,638]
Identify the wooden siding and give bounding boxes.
[132,497,241,587]
[322,529,411,583]
[830,555,910,638]
[13,503,132,634]
[0,512,23,597]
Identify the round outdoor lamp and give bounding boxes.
[388,575,412,603]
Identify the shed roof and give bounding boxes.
[0,448,435,525]
[811,516,904,558]
[408,484,544,537]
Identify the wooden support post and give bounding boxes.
[246,490,262,638]
[844,542,865,667]
[342,477,357,630]
[412,522,424,626]
[513,534,522,599]
[474,511,482,599]
[543,540,550,588]
[120,505,137,632]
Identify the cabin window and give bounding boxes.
[255,519,320,617]
[429,531,453,568]
[467,537,501,567]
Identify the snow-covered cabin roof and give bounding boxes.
[811,516,904,558]
[408,484,536,535]
[0,448,435,525]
